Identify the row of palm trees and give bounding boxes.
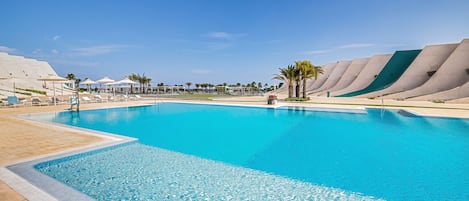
[128,73,152,94]
[273,60,323,98]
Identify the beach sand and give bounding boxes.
[1,97,468,199]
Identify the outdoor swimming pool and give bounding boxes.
[18,103,469,200]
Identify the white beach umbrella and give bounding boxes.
[116,77,136,95]
[96,76,115,83]
[116,77,137,84]
[96,76,115,93]
[80,78,97,93]
[38,75,68,105]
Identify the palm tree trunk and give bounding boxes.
[295,82,300,98]
[288,85,293,98]
[302,79,307,98]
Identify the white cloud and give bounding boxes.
[205,32,246,40]
[337,43,375,49]
[207,42,233,50]
[264,39,282,44]
[302,43,375,56]
[302,49,331,55]
[50,59,99,67]
[52,35,61,41]
[51,49,59,54]
[32,49,42,54]
[206,32,234,39]
[201,32,246,51]
[71,45,127,56]
[0,46,17,53]
[191,69,212,74]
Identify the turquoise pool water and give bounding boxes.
[30,103,469,200]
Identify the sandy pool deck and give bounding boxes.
[1,97,468,200]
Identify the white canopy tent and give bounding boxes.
[96,76,115,93]
[80,78,97,93]
[38,75,69,105]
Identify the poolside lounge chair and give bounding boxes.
[49,96,62,105]
[135,95,142,100]
[31,97,49,106]
[82,96,93,103]
[122,95,129,101]
[7,96,21,107]
[94,95,106,102]
[107,95,116,102]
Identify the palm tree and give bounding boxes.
[185,82,192,93]
[195,83,199,92]
[66,73,78,88]
[128,73,139,93]
[296,60,324,98]
[140,74,151,94]
[66,73,76,80]
[272,65,296,98]
[296,60,312,98]
[293,65,301,98]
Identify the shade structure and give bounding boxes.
[116,77,137,84]
[96,76,115,84]
[116,77,137,95]
[96,77,115,93]
[38,75,68,105]
[80,78,97,93]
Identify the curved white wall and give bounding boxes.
[367,43,458,99]
[310,61,351,95]
[306,63,337,93]
[323,57,370,96]
[332,54,392,97]
[408,81,469,101]
[385,39,469,99]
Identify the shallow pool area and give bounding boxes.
[16,103,469,200]
[33,142,376,200]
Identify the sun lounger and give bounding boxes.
[49,97,62,105]
[107,95,116,102]
[31,97,49,106]
[94,95,106,102]
[7,96,22,107]
[122,95,129,101]
[82,96,94,103]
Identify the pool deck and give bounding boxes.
[1,96,469,200]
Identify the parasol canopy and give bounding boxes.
[38,75,68,105]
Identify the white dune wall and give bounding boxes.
[0,52,61,96]
[368,43,458,99]
[306,63,337,93]
[408,81,469,101]
[0,53,21,94]
[386,39,469,99]
[323,57,370,96]
[332,54,392,97]
[310,61,351,95]
[0,53,21,77]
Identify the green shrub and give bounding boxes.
[16,88,46,95]
[16,91,32,96]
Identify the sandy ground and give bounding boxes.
[1,96,468,200]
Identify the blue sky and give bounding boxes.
[1,0,469,86]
